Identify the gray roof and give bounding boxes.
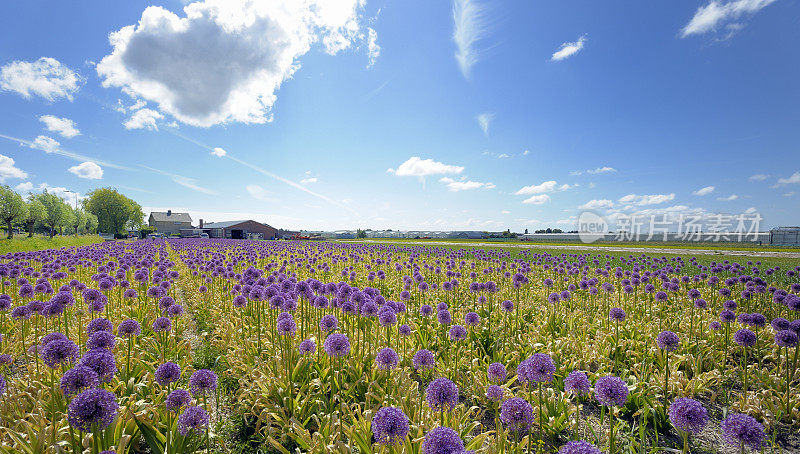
[203,220,274,229]
[149,212,192,223]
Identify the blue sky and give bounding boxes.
[1,0,798,232]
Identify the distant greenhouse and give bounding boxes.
[770,226,800,246]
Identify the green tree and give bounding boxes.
[83,188,143,234]
[356,228,367,238]
[85,212,99,233]
[0,186,28,239]
[35,191,68,237]
[24,198,47,237]
[70,207,87,235]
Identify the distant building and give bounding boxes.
[202,220,278,239]
[770,227,800,246]
[148,210,192,236]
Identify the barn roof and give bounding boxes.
[149,212,192,223]
[203,220,275,229]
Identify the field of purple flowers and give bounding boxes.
[0,238,798,453]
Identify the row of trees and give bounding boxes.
[0,186,145,239]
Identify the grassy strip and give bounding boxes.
[0,234,104,254]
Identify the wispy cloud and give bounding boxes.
[776,171,800,185]
[618,193,675,206]
[452,0,488,78]
[141,165,217,195]
[586,166,616,175]
[579,199,614,210]
[367,27,380,68]
[477,112,494,136]
[39,115,80,138]
[551,35,587,61]
[681,0,777,38]
[440,177,495,192]
[748,173,769,182]
[693,186,715,196]
[717,194,739,201]
[0,132,129,170]
[246,184,277,202]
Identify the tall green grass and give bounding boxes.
[0,234,104,254]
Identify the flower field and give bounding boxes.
[0,238,798,453]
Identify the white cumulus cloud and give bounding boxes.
[39,115,80,138]
[97,0,370,127]
[681,0,776,37]
[367,27,380,68]
[452,0,488,78]
[776,171,800,185]
[522,194,551,205]
[440,177,495,192]
[388,157,464,177]
[15,181,33,192]
[551,35,587,61]
[579,199,614,210]
[618,193,675,206]
[693,186,715,196]
[300,177,318,184]
[0,154,28,182]
[124,108,163,130]
[211,147,227,157]
[515,180,558,195]
[68,161,104,180]
[30,135,61,153]
[0,57,83,101]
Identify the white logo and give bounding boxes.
[577,211,608,243]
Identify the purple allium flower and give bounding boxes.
[426,377,459,412]
[67,388,118,432]
[668,398,709,435]
[609,307,626,322]
[464,312,480,326]
[117,319,141,337]
[720,310,736,324]
[738,313,753,326]
[519,353,556,384]
[437,309,452,325]
[564,371,590,396]
[501,300,514,312]
[372,407,410,445]
[772,317,790,331]
[379,309,397,327]
[319,314,338,332]
[749,313,766,328]
[486,384,504,402]
[558,441,602,454]
[177,405,209,436]
[398,324,411,336]
[60,366,100,397]
[276,314,297,337]
[78,348,116,382]
[167,304,184,318]
[413,349,435,371]
[86,331,116,351]
[232,295,247,308]
[298,339,316,355]
[86,318,113,336]
[422,426,464,454]
[595,375,629,408]
[420,305,433,317]
[11,305,32,320]
[189,369,217,397]
[375,347,399,370]
[152,317,171,332]
[657,331,680,352]
[155,362,181,386]
[323,333,351,357]
[40,331,68,348]
[0,354,11,366]
[501,397,534,435]
[694,299,707,309]
[775,330,799,348]
[448,324,467,341]
[734,329,757,347]
[710,321,721,331]
[723,300,737,311]
[721,413,767,451]
[165,389,192,412]
[487,362,507,383]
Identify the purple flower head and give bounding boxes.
[189,369,217,396]
[67,388,118,432]
[232,295,247,308]
[772,317,790,331]
[775,330,798,348]
[413,349,435,371]
[464,312,480,326]
[117,319,141,337]
[448,324,467,341]
[657,331,680,352]
[375,347,399,370]
[720,310,736,324]
[426,377,459,412]
[501,300,514,312]
[379,309,397,327]
[165,389,192,412]
[595,375,629,408]
[155,362,181,386]
[609,307,626,322]
[710,321,721,331]
[501,397,534,436]
[276,314,297,337]
[372,407,410,445]
[420,305,433,317]
[398,324,411,336]
[486,384,504,401]
[41,338,79,369]
[40,332,68,348]
[177,406,209,436]
[437,309,452,326]
[558,441,602,454]
[78,348,116,382]
[319,314,338,332]
[564,371,590,396]
[519,353,555,384]
[324,333,351,357]
[298,339,316,355]
[86,318,113,336]
[152,317,171,333]
[734,329,757,347]
[422,426,464,454]
[723,300,738,310]
[721,413,767,451]
[60,365,100,397]
[11,305,32,320]
[669,398,709,435]
[86,331,116,351]
[487,362,507,383]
